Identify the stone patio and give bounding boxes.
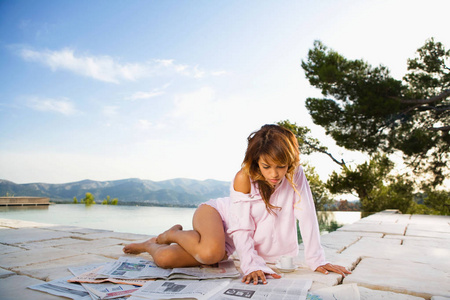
[0,210,449,299]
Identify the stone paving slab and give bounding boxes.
[41,225,113,234]
[337,222,407,235]
[407,223,450,234]
[0,243,23,254]
[16,237,89,250]
[0,247,80,268]
[319,231,383,252]
[383,234,450,249]
[341,236,450,270]
[13,254,115,281]
[361,212,412,224]
[406,228,450,239]
[0,227,74,244]
[343,257,450,299]
[80,230,149,241]
[409,214,450,224]
[0,268,15,279]
[52,237,126,251]
[85,244,128,259]
[359,286,425,299]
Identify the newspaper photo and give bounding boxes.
[99,256,240,280]
[212,278,312,300]
[129,279,231,300]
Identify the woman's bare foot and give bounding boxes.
[156,224,183,244]
[123,237,157,254]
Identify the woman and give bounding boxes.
[123,124,351,284]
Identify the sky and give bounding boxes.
[1,0,449,185]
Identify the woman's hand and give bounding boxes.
[315,263,352,277]
[242,270,282,285]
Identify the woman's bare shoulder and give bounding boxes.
[233,170,251,194]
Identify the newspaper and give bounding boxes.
[81,282,140,299]
[306,283,360,300]
[212,278,312,300]
[68,262,142,299]
[129,279,231,300]
[99,256,240,280]
[27,276,92,300]
[69,266,151,286]
[69,262,111,276]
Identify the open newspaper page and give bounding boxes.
[69,262,111,276]
[28,276,92,300]
[211,278,312,300]
[99,256,239,280]
[129,279,231,300]
[99,257,171,279]
[69,266,151,286]
[69,262,141,299]
[81,282,140,299]
[168,259,240,279]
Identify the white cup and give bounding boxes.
[279,256,294,269]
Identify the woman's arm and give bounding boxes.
[228,170,279,284]
[294,166,351,276]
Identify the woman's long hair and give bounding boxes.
[241,124,300,213]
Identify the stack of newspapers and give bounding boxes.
[28,256,241,300]
[28,256,360,299]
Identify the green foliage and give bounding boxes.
[302,162,334,211]
[278,120,346,166]
[302,39,449,186]
[326,154,415,213]
[424,187,450,216]
[101,195,119,205]
[81,192,96,205]
[73,197,78,204]
[278,120,337,211]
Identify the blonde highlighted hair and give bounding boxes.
[241,124,300,213]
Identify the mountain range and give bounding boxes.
[0,178,231,207]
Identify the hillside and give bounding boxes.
[0,178,230,207]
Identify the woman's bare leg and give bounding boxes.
[123,204,226,268]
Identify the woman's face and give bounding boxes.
[258,155,288,187]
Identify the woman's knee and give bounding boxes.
[195,244,225,265]
[153,248,178,269]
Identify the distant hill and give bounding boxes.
[0,178,230,207]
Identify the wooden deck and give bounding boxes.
[0,197,50,206]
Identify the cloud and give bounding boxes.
[125,84,170,101]
[19,47,147,83]
[135,119,165,131]
[211,70,228,76]
[17,47,220,83]
[102,105,120,116]
[26,97,78,115]
[153,59,206,78]
[126,91,165,101]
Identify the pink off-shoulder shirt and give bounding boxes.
[202,166,327,276]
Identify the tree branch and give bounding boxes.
[303,140,347,167]
[398,89,450,105]
[429,125,450,132]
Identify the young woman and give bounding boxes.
[123,124,351,284]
